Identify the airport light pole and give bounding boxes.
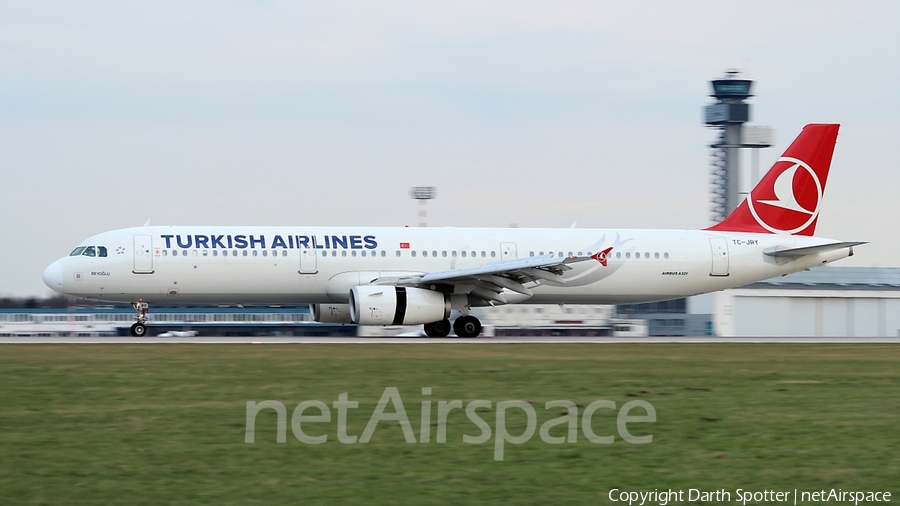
[410,186,436,227]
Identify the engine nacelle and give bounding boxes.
[310,303,353,324]
[349,286,450,325]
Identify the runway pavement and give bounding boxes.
[0,336,897,344]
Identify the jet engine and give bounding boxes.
[310,303,353,324]
[349,286,450,325]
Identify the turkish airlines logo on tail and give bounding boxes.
[748,157,823,234]
[591,247,613,267]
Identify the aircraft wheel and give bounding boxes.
[424,319,452,338]
[453,316,482,338]
[130,323,147,337]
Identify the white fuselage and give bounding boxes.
[45,226,851,306]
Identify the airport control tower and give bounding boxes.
[704,70,772,223]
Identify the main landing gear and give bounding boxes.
[423,319,452,338]
[130,301,149,337]
[453,315,482,338]
[423,316,482,338]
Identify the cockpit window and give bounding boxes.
[98,246,108,257]
[83,246,96,257]
[70,247,86,256]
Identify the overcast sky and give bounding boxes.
[1,1,898,297]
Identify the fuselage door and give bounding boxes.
[299,247,318,274]
[500,242,518,261]
[709,237,729,277]
[133,234,154,274]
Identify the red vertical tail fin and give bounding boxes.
[706,123,839,236]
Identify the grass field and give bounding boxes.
[1,344,898,505]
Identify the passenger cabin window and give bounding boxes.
[83,246,96,257]
[70,247,86,256]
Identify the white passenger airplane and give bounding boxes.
[43,124,862,337]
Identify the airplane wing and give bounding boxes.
[764,241,866,258]
[370,254,596,305]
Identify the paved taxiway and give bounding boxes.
[0,336,896,344]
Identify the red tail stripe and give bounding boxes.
[706,123,839,236]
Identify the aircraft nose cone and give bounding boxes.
[43,260,64,292]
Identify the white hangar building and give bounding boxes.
[714,267,900,337]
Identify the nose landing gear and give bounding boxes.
[130,301,149,337]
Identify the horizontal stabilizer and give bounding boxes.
[764,241,866,258]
